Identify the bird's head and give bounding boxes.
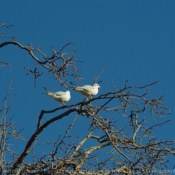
[93,80,102,88]
[93,83,101,88]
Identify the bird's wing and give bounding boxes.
[82,85,94,91]
[80,85,95,94]
[54,91,66,96]
[81,88,89,93]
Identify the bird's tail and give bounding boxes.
[44,87,50,94]
[70,82,77,89]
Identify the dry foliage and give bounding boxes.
[0,23,174,175]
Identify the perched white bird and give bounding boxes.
[44,87,71,105]
[70,82,101,99]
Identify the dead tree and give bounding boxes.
[0,23,174,175]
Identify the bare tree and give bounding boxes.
[0,23,174,175]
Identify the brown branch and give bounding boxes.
[75,141,111,170]
[70,131,93,159]
[94,65,106,83]
[11,108,80,171]
[0,41,48,65]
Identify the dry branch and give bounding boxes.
[0,25,174,174]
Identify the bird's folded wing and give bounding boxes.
[82,86,94,91]
[84,85,94,88]
[55,92,65,96]
[55,94,61,97]
[82,88,90,93]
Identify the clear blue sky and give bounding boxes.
[1,0,175,168]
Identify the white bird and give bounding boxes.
[70,82,101,99]
[44,87,71,105]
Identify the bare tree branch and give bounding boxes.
[1,24,174,174]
